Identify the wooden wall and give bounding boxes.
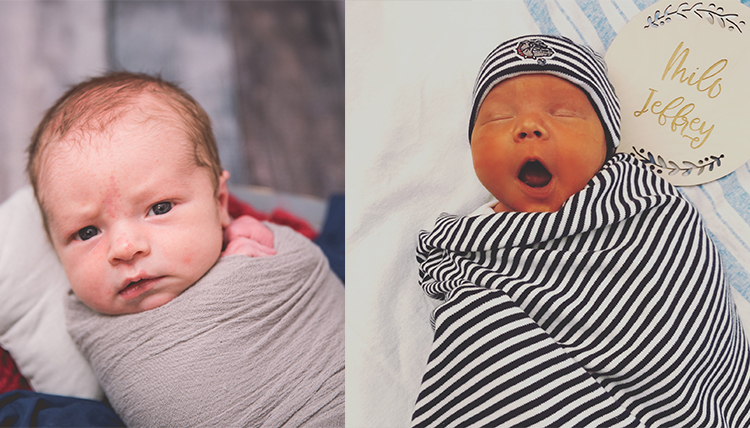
[229,1,345,198]
[0,0,344,203]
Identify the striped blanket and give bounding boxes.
[412,154,750,427]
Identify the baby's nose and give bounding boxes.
[518,129,544,139]
[514,114,548,141]
[108,225,150,264]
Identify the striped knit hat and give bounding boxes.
[469,35,620,151]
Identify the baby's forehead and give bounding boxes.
[484,73,596,115]
[494,73,583,93]
[78,87,184,130]
[42,98,193,168]
[37,113,198,210]
[113,91,185,127]
[73,91,185,137]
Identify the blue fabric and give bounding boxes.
[0,390,124,427]
[575,0,618,48]
[314,194,344,283]
[524,0,659,51]
[523,0,560,35]
[632,0,654,11]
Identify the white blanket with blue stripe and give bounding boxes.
[412,154,750,427]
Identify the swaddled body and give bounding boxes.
[26,72,345,426]
[412,35,750,427]
[66,224,345,427]
[413,154,750,427]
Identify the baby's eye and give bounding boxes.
[77,226,100,241]
[550,107,580,117]
[149,201,173,216]
[489,110,515,121]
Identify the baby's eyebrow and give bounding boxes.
[548,101,585,112]
[480,103,515,115]
[48,204,101,234]
[46,218,76,243]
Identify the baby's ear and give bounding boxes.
[217,170,232,228]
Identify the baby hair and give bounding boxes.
[26,72,223,233]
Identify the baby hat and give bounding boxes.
[468,34,620,151]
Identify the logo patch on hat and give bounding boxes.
[516,39,555,65]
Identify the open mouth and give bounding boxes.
[120,280,141,293]
[119,279,145,295]
[119,276,161,298]
[519,160,552,188]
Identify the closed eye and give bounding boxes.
[488,110,515,121]
[149,201,173,216]
[476,107,516,125]
[491,115,514,121]
[549,106,584,118]
[551,109,578,117]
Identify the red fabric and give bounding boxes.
[227,193,318,240]
[0,345,32,393]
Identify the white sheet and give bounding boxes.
[345,1,750,427]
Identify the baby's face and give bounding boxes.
[471,74,607,213]
[39,105,230,315]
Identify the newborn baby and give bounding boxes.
[412,35,750,428]
[26,72,344,427]
[471,72,608,213]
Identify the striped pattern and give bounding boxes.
[469,34,621,152]
[412,154,750,427]
[679,163,750,303]
[518,0,750,305]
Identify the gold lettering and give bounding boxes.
[697,59,726,98]
[634,88,657,117]
[689,122,714,149]
[633,88,714,149]
[672,103,694,131]
[651,96,685,126]
[661,42,727,99]
[662,42,690,82]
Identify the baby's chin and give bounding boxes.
[492,200,565,213]
[491,192,569,213]
[77,287,185,315]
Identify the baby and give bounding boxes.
[468,36,618,215]
[412,35,750,427]
[26,72,344,427]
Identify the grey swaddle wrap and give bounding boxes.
[65,224,344,427]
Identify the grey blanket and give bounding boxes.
[65,224,344,427]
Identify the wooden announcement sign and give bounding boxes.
[606,0,750,186]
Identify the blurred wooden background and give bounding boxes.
[0,0,344,203]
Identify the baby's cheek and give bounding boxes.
[63,244,110,310]
[70,270,107,312]
[182,227,222,266]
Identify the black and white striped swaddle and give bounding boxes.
[412,154,750,427]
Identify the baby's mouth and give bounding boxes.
[120,276,158,294]
[120,279,142,294]
[519,160,552,188]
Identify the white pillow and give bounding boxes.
[0,185,103,400]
